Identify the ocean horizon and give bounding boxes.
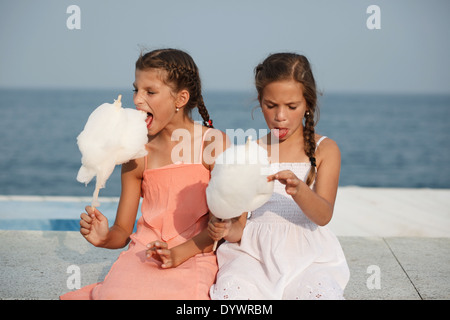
[0,88,449,199]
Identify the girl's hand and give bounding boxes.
[80,206,109,247]
[208,216,232,241]
[267,170,302,197]
[146,241,177,269]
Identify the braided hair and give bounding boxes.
[135,48,213,128]
[255,53,319,186]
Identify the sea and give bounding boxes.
[0,88,450,199]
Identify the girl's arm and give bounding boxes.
[147,129,231,267]
[97,158,143,249]
[268,138,341,226]
[150,212,248,268]
[151,222,216,268]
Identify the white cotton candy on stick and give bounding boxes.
[206,137,274,250]
[76,95,148,208]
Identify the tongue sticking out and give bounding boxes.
[273,128,288,139]
[145,113,153,128]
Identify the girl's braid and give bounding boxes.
[165,63,213,128]
[303,110,316,186]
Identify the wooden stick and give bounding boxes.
[91,185,100,212]
[212,218,222,251]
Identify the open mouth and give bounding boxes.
[145,113,153,128]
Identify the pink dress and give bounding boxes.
[61,130,217,300]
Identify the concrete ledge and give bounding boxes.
[1,187,449,237]
[340,237,450,299]
[1,230,449,300]
[330,187,450,237]
[1,187,449,299]
[0,230,123,300]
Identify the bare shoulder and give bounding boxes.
[203,127,230,149]
[122,156,145,179]
[202,127,230,170]
[315,135,341,165]
[317,136,340,152]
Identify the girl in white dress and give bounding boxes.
[208,53,350,300]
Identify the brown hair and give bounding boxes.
[135,48,213,128]
[255,53,319,186]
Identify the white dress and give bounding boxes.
[210,137,350,300]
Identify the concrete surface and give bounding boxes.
[1,187,449,300]
[0,231,449,300]
[330,187,450,237]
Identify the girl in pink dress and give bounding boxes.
[208,53,350,299]
[61,49,227,300]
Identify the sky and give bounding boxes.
[0,0,449,94]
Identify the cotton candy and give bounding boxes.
[206,137,274,220]
[76,95,148,207]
